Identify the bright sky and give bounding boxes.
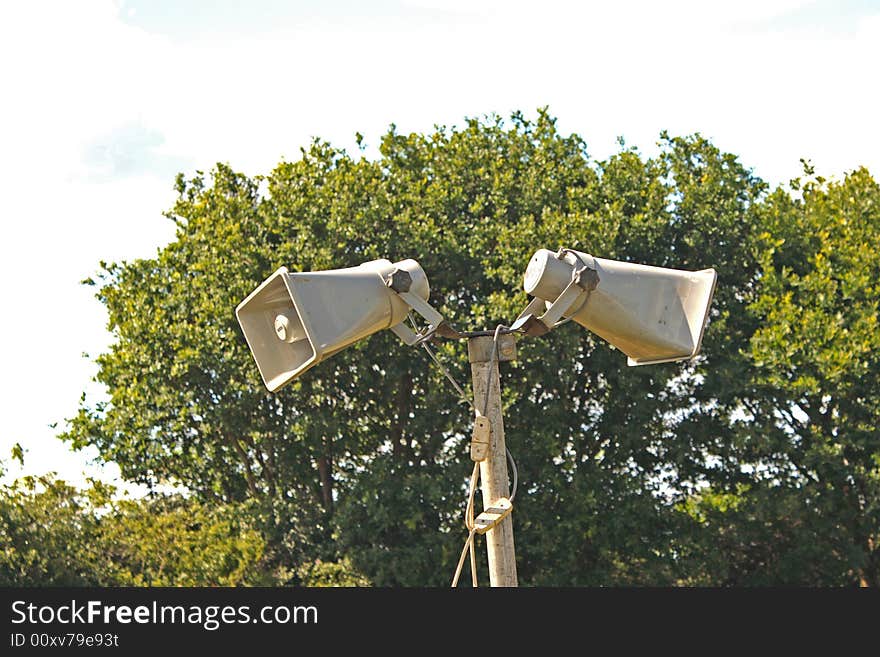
[1,0,878,489]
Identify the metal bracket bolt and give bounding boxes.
[385,268,413,293]
[573,265,599,291]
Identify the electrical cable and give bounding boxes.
[420,341,476,412]
[480,324,505,418]
[410,316,520,585]
[409,312,476,410]
[451,528,477,587]
[506,445,518,503]
[417,320,517,501]
[451,462,481,587]
[483,325,518,502]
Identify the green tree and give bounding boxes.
[745,168,878,584]
[0,475,271,586]
[0,475,102,585]
[61,110,879,585]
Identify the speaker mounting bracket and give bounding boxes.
[511,260,598,337]
[387,293,446,347]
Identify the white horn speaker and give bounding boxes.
[236,258,433,391]
[518,248,717,365]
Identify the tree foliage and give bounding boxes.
[58,110,879,586]
[0,475,265,586]
[0,470,369,587]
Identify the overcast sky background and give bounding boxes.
[1,0,878,490]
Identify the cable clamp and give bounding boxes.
[470,415,491,462]
[473,498,513,535]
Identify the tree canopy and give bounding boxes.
[46,110,879,586]
[0,473,267,586]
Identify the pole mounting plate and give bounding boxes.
[473,498,513,535]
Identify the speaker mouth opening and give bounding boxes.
[235,267,319,392]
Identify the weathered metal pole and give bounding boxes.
[467,334,518,587]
